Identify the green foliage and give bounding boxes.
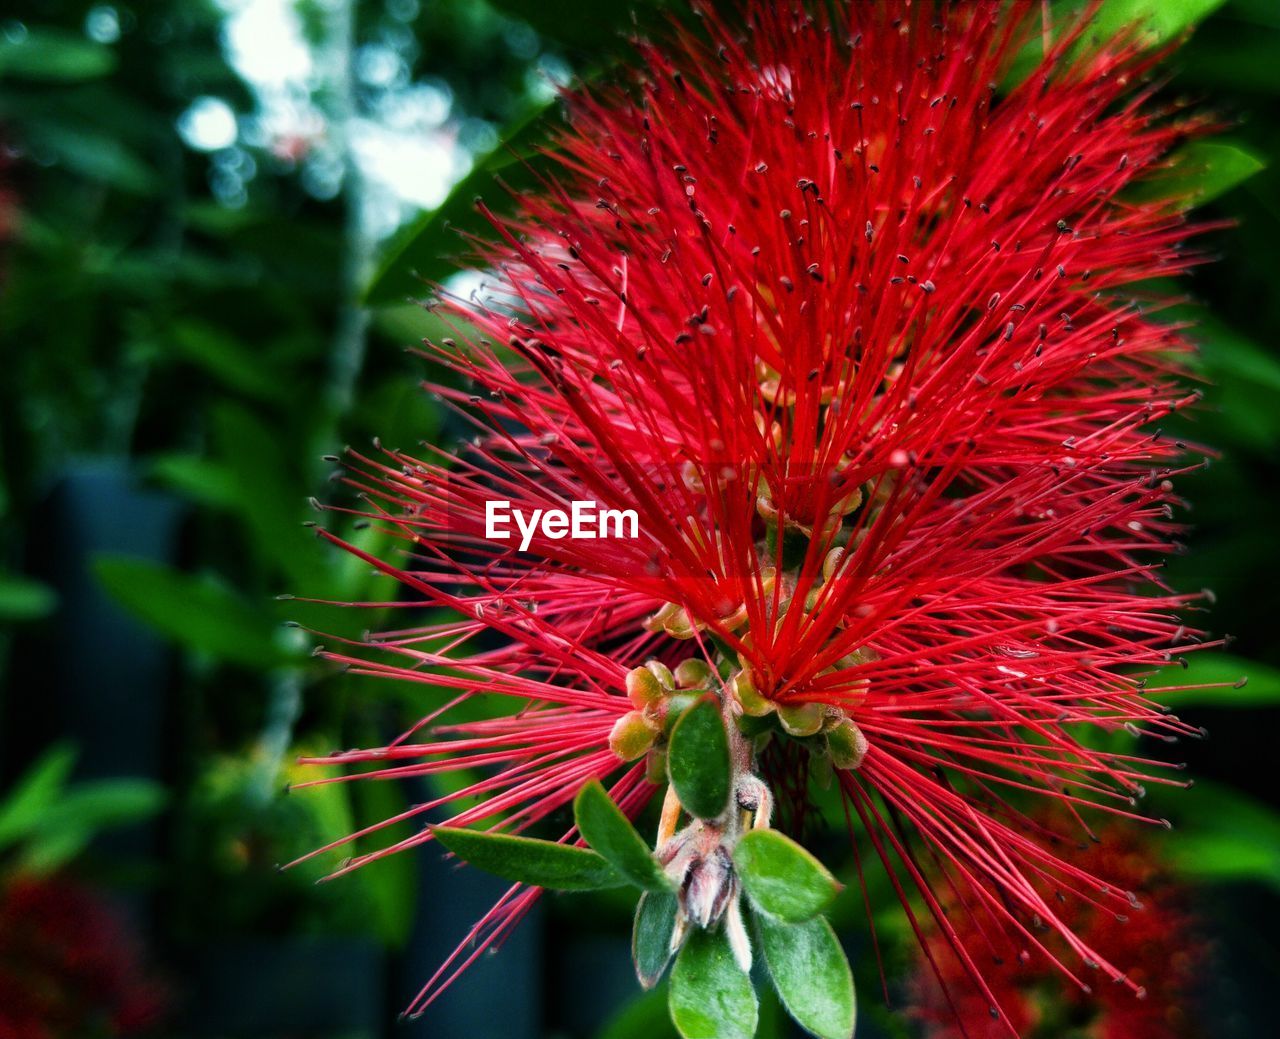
[632,889,680,989]
[92,554,298,670]
[732,829,841,923]
[0,744,166,873]
[669,926,758,1039]
[432,825,627,890]
[755,913,856,1039]
[1146,652,1280,708]
[1163,779,1280,891]
[0,574,57,621]
[575,779,671,891]
[1129,140,1265,207]
[667,698,732,820]
[0,28,117,81]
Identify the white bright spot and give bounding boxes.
[178,96,239,152]
[84,5,121,44]
[217,0,312,88]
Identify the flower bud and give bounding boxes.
[645,659,676,690]
[673,657,713,689]
[827,718,869,770]
[609,710,660,761]
[730,669,774,717]
[681,846,735,928]
[822,546,847,583]
[778,701,824,737]
[626,666,665,710]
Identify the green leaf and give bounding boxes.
[733,829,841,923]
[667,697,731,821]
[432,826,625,891]
[0,28,117,81]
[756,914,856,1039]
[164,320,286,402]
[1144,652,1280,709]
[92,555,295,669]
[1003,0,1226,90]
[0,744,76,848]
[1130,140,1265,208]
[363,98,559,305]
[1160,780,1280,892]
[668,926,758,1039]
[597,988,680,1039]
[486,0,651,52]
[8,774,166,874]
[1079,0,1228,46]
[632,889,680,989]
[575,779,669,891]
[0,574,57,621]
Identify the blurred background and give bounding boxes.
[1,1,1279,1037]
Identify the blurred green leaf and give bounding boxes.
[432,826,626,890]
[1130,139,1265,208]
[349,776,418,948]
[0,745,164,873]
[363,98,559,305]
[209,405,324,590]
[669,926,757,1039]
[632,889,679,990]
[0,28,117,81]
[733,829,840,923]
[597,987,680,1039]
[486,0,644,52]
[0,574,57,621]
[755,913,856,1039]
[575,779,669,891]
[1004,0,1226,89]
[1145,652,1280,708]
[93,554,295,669]
[667,698,731,821]
[148,454,243,511]
[1078,0,1228,44]
[164,320,286,403]
[0,744,76,848]
[1163,780,1280,892]
[18,121,158,194]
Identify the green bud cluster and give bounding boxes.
[610,659,719,781]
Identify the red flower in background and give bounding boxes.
[0,874,166,1039]
[910,824,1209,1039]
[301,0,1222,1028]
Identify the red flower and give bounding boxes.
[0,873,167,1039]
[305,0,1220,1027]
[909,824,1209,1039]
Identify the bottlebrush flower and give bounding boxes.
[300,0,1224,1033]
[908,823,1209,1039]
[0,873,167,1039]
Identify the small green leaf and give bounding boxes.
[1145,652,1280,709]
[1079,0,1228,47]
[733,829,840,922]
[0,575,57,621]
[575,779,669,891]
[756,914,856,1039]
[0,28,117,81]
[0,744,76,848]
[667,697,731,820]
[432,826,625,891]
[92,555,294,669]
[1130,140,1265,209]
[668,926,758,1039]
[632,889,680,989]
